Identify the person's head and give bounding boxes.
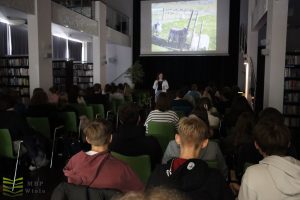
[253,121,291,157]
[175,117,209,158]
[175,89,185,99]
[119,103,140,125]
[258,107,284,125]
[190,105,209,128]
[49,86,59,95]
[32,88,44,96]
[84,120,113,148]
[30,89,48,105]
[234,112,255,146]
[93,83,102,93]
[117,83,124,92]
[116,186,186,200]
[156,92,170,111]
[157,72,164,80]
[198,97,213,111]
[58,92,69,106]
[191,83,198,91]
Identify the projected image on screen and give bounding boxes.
[151,0,216,52]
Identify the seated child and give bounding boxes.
[238,120,300,200]
[147,117,233,200]
[63,120,144,192]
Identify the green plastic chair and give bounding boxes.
[148,121,176,152]
[0,129,23,191]
[206,160,219,169]
[111,99,125,114]
[111,152,151,184]
[71,104,94,120]
[26,117,64,168]
[0,129,15,159]
[27,117,51,139]
[59,112,78,133]
[90,104,105,119]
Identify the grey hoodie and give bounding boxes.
[239,155,300,200]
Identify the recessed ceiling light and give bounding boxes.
[65,25,69,28]
[80,30,84,32]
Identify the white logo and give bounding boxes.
[187,162,195,170]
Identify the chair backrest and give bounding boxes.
[148,121,176,152]
[71,104,94,120]
[0,129,15,159]
[111,152,151,184]
[111,99,124,114]
[27,117,51,139]
[60,112,77,133]
[90,104,105,119]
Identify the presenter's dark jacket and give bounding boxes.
[147,158,234,200]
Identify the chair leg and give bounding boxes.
[50,126,64,169]
[12,141,23,192]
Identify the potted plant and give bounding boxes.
[126,60,144,86]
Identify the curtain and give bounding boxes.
[53,36,67,59]
[11,25,28,55]
[68,40,82,61]
[0,22,7,56]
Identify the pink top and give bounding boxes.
[63,151,144,192]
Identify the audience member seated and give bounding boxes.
[171,89,193,116]
[117,186,187,200]
[48,86,60,104]
[198,97,220,129]
[162,111,228,178]
[0,93,49,171]
[110,103,163,169]
[86,83,108,110]
[214,86,233,116]
[224,112,261,195]
[144,93,179,133]
[26,88,60,131]
[221,96,253,137]
[68,85,86,105]
[147,117,234,200]
[110,84,125,102]
[238,120,300,200]
[63,120,144,192]
[56,92,79,118]
[185,83,201,104]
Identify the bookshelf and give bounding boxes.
[52,60,93,92]
[283,53,300,129]
[73,62,93,90]
[0,56,30,103]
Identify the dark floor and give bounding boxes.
[0,156,66,200]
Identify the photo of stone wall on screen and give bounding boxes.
[151,0,216,52]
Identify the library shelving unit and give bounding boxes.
[73,62,93,90]
[52,60,93,92]
[283,52,300,130]
[0,55,30,103]
[52,60,73,92]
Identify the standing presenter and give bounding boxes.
[153,72,169,102]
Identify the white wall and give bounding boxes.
[106,43,132,85]
[0,0,34,14]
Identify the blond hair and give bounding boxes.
[178,116,209,147]
[83,120,112,146]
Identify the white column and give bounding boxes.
[93,1,107,85]
[263,0,288,111]
[27,0,52,95]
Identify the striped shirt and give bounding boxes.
[144,109,179,133]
